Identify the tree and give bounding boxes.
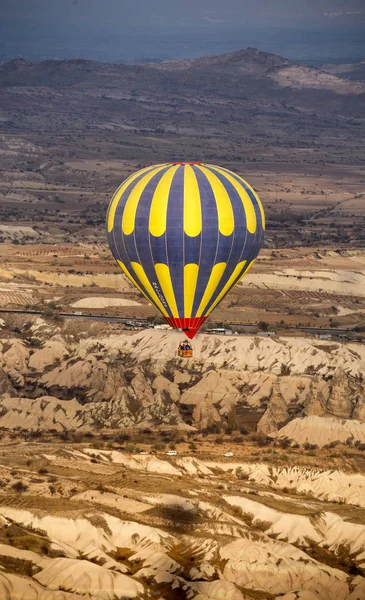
[153,316,165,325]
[258,321,269,332]
[12,481,28,493]
[329,319,340,328]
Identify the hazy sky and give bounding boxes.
[1,0,364,62]
[2,0,365,27]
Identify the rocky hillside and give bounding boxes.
[156,47,365,96]
[1,48,364,140]
[322,61,365,81]
[0,317,364,445]
[1,439,365,600]
[1,316,365,599]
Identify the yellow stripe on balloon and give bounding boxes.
[122,166,167,236]
[210,166,256,234]
[204,260,246,316]
[184,165,202,237]
[184,264,199,318]
[205,259,256,316]
[224,168,265,231]
[253,191,265,230]
[107,165,158,233]
[116,260,149,300]
[131,262,169,317]
[240,179,265,230]
[155,263,179,318]
[196,262,226,317]
[242,258,256,277]
[149,165,179,237]
[197,166,234,236]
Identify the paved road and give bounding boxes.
[0,308,360,337]
[0,308,133,324]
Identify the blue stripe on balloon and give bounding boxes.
[208,171,237,267]
[166,166,185,316]
[246,200,265,263]
[202,169,264,315]
[150,234,168,264]
[184,233,201,265]
[134,167,173,316]
[203,167,248,314]
[111,228,158,306]
[122,233,140,265]
[242,193,264,270]
[111,166,158,237]
[214,232,234,264]
[111,171,147,269]
[106,165,159,230]
[191,165,219,316]
[111,168,167,311]
[218,167,264,231]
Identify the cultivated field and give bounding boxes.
[0,243,364,333]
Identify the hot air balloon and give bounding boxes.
[107,162,265,341]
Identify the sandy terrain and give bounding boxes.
[273,415,365,447]
[271,64,365,94]
[71,297,141,308]
[0,441,365,599]
[0,243,364,332]
[245,268,365,297]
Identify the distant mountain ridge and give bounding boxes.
[153,47,291,74]
[322,60,365,81]
[1,47,364,97]
[0,47,364,141]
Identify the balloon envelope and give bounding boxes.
[107,162,265,338]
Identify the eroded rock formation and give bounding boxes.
[0,324,364,438]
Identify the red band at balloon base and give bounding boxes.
[164,316,207,339]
